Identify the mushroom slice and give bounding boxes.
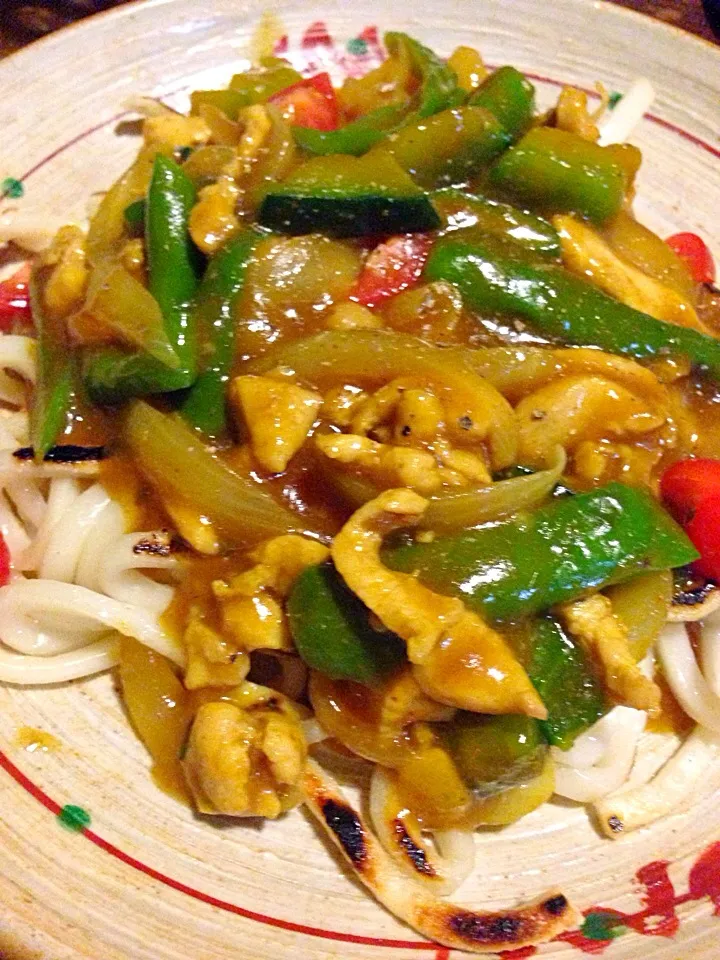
[303,758,576,952]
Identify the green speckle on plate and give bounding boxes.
[57,804,91,832]
[580,911,626,941]
[1,177,24,199]
[608,91,623,110]
[347,37,368,55]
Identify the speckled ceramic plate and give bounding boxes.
[0,1,719,957]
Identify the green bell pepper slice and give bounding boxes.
[83,156,200,403]
[433,188,561,259]
[384,481,698,621]
[490,127,628,222]
[441,712,547,791]
[469,66,535,141]
[180,229,262,437]
[29,267,75,459]
[523,616,607,749]
[288,563,406,686]
[368,106,508,189]
[385,32,464,118]
[425,237,720,382]
[190,60,302,119]
[293,104,409,157]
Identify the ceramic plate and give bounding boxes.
[1,1,720,957]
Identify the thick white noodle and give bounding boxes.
[594,725,720,836]
[597,78,656,146]
[369,765,475,896]
[552,706,647,803]
[657,623,720,733]
[0,638,119,685]
[0,579,184,665]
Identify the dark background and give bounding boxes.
[0,0,717,56]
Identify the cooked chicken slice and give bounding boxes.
[559,594,661,713]
[515,374,667,466]
[331,488,464,663]
[42,225,89,318]
[231,375,323,473]
[183,683,306,817]
[555,215,709,333]
[331,490,545,717]
[183,617,249,689]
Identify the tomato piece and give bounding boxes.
[269,72,339,131]
[685,495,720,581]
[661,457,720,526]
[661,458,720,580]
[665,232,716,285]
[0,263,31,331]
[351,234,432,307]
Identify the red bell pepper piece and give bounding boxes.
[351,234,432,307]
[269,72,339,131]
[0,263,31,331]
[661,457,720,580]
[665,232,716,286]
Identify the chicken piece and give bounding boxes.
[331,488,464,663]
[232,374,323,473]
[189,175,241,255]
[42,225,89,318]
[572,439,661,489]
[414,610,547,718]
[558,594,661,713]
[351,379,410,436]
[215,535,330,599]
[432,440,492,484]
[143,113,211,150]
[183,683,307,817]
[316,433,450,495]
[322,385,369,427]
[326,302,383,330]
[555,215,709,333]
[515,375,667,466]
[219,591,291,652]
[183,617,250,689]
[555,87,600,141]
[162,496,220,555]
[378,668,455,739]
[393,388,446,446]
[332,489,546,717]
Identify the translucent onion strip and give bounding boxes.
[594,725,720,837]
[597,78,656,146]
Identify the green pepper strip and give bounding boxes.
[288,563,406,687]
[293,105,409,157]
[490,127,627,223]
[180,229,262,437]
[469,66,535,141]
[426,237,720,382]
[523,616,607,749]
[384,481,698,622]
[190,62,302,119]
[83,156,200,404]
[385,32,464,117]
[433,188,561,259]
[29,267,75,459]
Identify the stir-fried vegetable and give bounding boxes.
[123,400,325,548]
[384,482,697,620]
[468,66,535,141]
[288,562,406,685]
[661,457,720,580]
[426,237,720,382]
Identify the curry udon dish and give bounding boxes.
[1,31,719,953]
